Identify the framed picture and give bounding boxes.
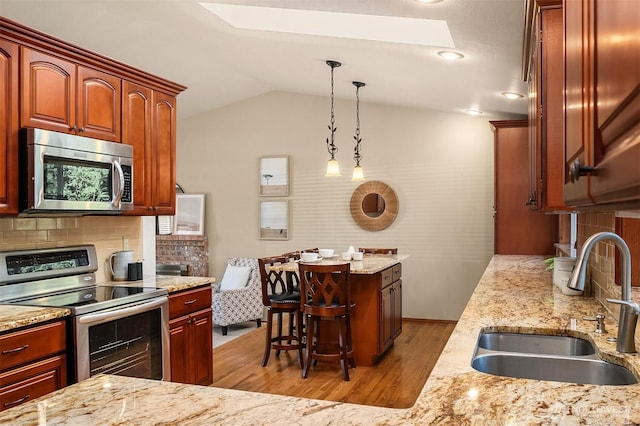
[173,194,205,235]
[259,200,289,240]
[259,155,289,196]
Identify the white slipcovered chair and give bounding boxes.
[212,257,263,335]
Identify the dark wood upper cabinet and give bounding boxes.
[151,91,177,216]
[564,0,640,209]
[526,0,571,211]
[76,66,121,141]
[20,47,76,134]
[2,16,186,217]
[20,47,121,142]
[0,39,19,214]
[122,81,153,214]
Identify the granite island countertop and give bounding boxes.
[3,255,640,424]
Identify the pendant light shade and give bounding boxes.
[351,81,365,181]
[325,60,342,177]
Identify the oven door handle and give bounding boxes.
[78,296,168,325]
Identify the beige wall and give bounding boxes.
[0,216,144,283]
[176,91,497,320]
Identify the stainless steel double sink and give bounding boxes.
[471,331,638,385]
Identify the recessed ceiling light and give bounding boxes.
[199,2,455,47]
[501,91,524,99]
[437,50,464,60]
[465,109,483,116]
[416,0,444,3]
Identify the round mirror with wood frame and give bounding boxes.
[350,181,399,231]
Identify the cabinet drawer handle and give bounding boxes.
[3,394,30,407]
[2,344,29,355]
[183,299,197,305]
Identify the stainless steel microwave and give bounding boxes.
[20,128,133,214]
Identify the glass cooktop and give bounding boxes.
[12,285,167,316]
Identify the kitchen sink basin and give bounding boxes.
[471,330,638,386]
[471,353,637,385]
[477,332,596,356]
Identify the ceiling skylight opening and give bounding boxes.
[199,3,455,48]
[437,50,464,60]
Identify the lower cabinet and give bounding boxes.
[350,263,403,366]
[380,266,402,354]
[168,286,213,386]
[0,320,67,411]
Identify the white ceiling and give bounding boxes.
[0,0,528,120]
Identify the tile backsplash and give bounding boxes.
[576,211,640,340]
[0,216,143,282]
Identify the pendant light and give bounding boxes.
[325,60,342,177]
[352,81,365,181]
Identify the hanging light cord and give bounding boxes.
[326,61,340,160]
[353,82,365,166]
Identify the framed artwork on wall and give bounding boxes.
[259,200,289,240]
[173,194,205,235]
[259,155,289,196]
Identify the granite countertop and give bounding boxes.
[2,255,640,424]
[102,275,215,293]
[0,305,70,333]
[277,254,407,275]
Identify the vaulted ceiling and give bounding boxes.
[0,0,528,120]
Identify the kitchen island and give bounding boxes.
[2,255,640,424]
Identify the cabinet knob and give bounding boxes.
[79,127,86,132]
[569,159,597,183]
[69,126,77,132]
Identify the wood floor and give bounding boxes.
[211,319,456,408]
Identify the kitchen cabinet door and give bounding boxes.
[20,47,76,134]
[21,47,121,142]
[493,120,558,255]
[168,316,189,384]
[528,2,570,211]
[392,280,402,339]
[151,91,177,216]
[122,81,153,214]
[564,0,640,208]
[190,309,213,386]
[380,283,393,353]
[76,66,121,141]
[0,39,19,215]
[588,0,640,206]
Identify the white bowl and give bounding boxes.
[301,252,319,262]
[318,249,334,258]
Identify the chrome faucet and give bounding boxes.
[567,231,639,353]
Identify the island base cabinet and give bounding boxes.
[168,286,213,386]
[349,264,402,367]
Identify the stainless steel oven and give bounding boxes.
[0,245,170,383]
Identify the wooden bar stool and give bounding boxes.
[259,256,305,369]
[298,262,355,381]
